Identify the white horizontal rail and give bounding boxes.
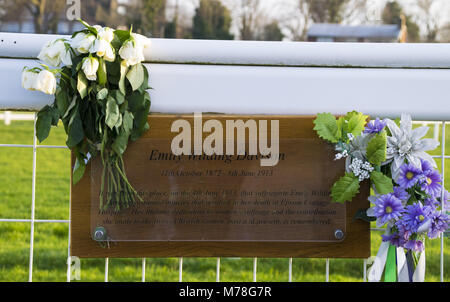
[2,32,450,119]
[146,64,450,120]
[0,219,69,223]
[3,59,450,119]
[2,32,450,68]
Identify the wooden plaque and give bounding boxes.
[71,114,370,258]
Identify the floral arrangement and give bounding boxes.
[313,112,449,282]
[22,20,152,212]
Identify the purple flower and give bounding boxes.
[395,220,412,241]
[393,186,409,203]
[424,197,440,209]
[419,169,442,197]
[428,211,450,239]
[396,163,423,189]
[401,203,433,233]
[442,189,450,212]
[373,194,404,226]
[420,159,434,175]
[404,239,424,252]
[382,232,406,247]
[364,118,387,134]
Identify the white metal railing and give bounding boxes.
[0,115,446,282]
[0,111,34,125]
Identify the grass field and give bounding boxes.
[0,115,448,282]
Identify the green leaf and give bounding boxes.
[66,106,84,148]
[49,106,59,126]
[336,116,346,141]
[138,65,149,94]
[71,56,82,76]
[96,88,108,100]
[55,89,69,116]
[110,89,125,105]
[72,157,86,185]
[366,130,387,166]
[126,63,145,91]
[370,170,394,195]
[130,93,151,141]
[347,112,368,137]
[62,95,77,119]
[123,111,134,134]
[313,113,339,143]
[330,173,360,203]
[112,128,130,155]
[105,96,120,129]
[35,106,53,143]
[115,112,123,130]
[114,30,131,44]
[97,58,107,86]
[77,72,88,99]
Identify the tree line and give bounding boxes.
[0,0,449,42]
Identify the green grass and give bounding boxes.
[0,117,449,282]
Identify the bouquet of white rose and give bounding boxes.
[22,20,152,212]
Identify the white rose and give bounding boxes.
[59,46,73,66]
[119,35,149,67]
[35,70,57,95]
[90,38,115,62]
[21,69,39,91]
[82,56,99,81]
[38,39,72,67]
[118,40,140,67]
[104,43,116,62]
[90,38,109,57]
[98,27,114,43]
[132,33,151,49]
[71,32,96,54]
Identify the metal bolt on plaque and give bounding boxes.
[93,226,107,241]
[334,229,345,240]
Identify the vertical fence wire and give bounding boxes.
[363,259,367,282]
[288,258,293,282]
[253,258,257,282]
[66,201,72,282]
[142,258,146,282]
[105,258,109,282]
[27,113,37,282]
[216,258,220,282]
[179,257,183,282]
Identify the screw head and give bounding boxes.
[334,229,345,240]
[93,226,107,241]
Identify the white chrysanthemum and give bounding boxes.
[385,114,439,180]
